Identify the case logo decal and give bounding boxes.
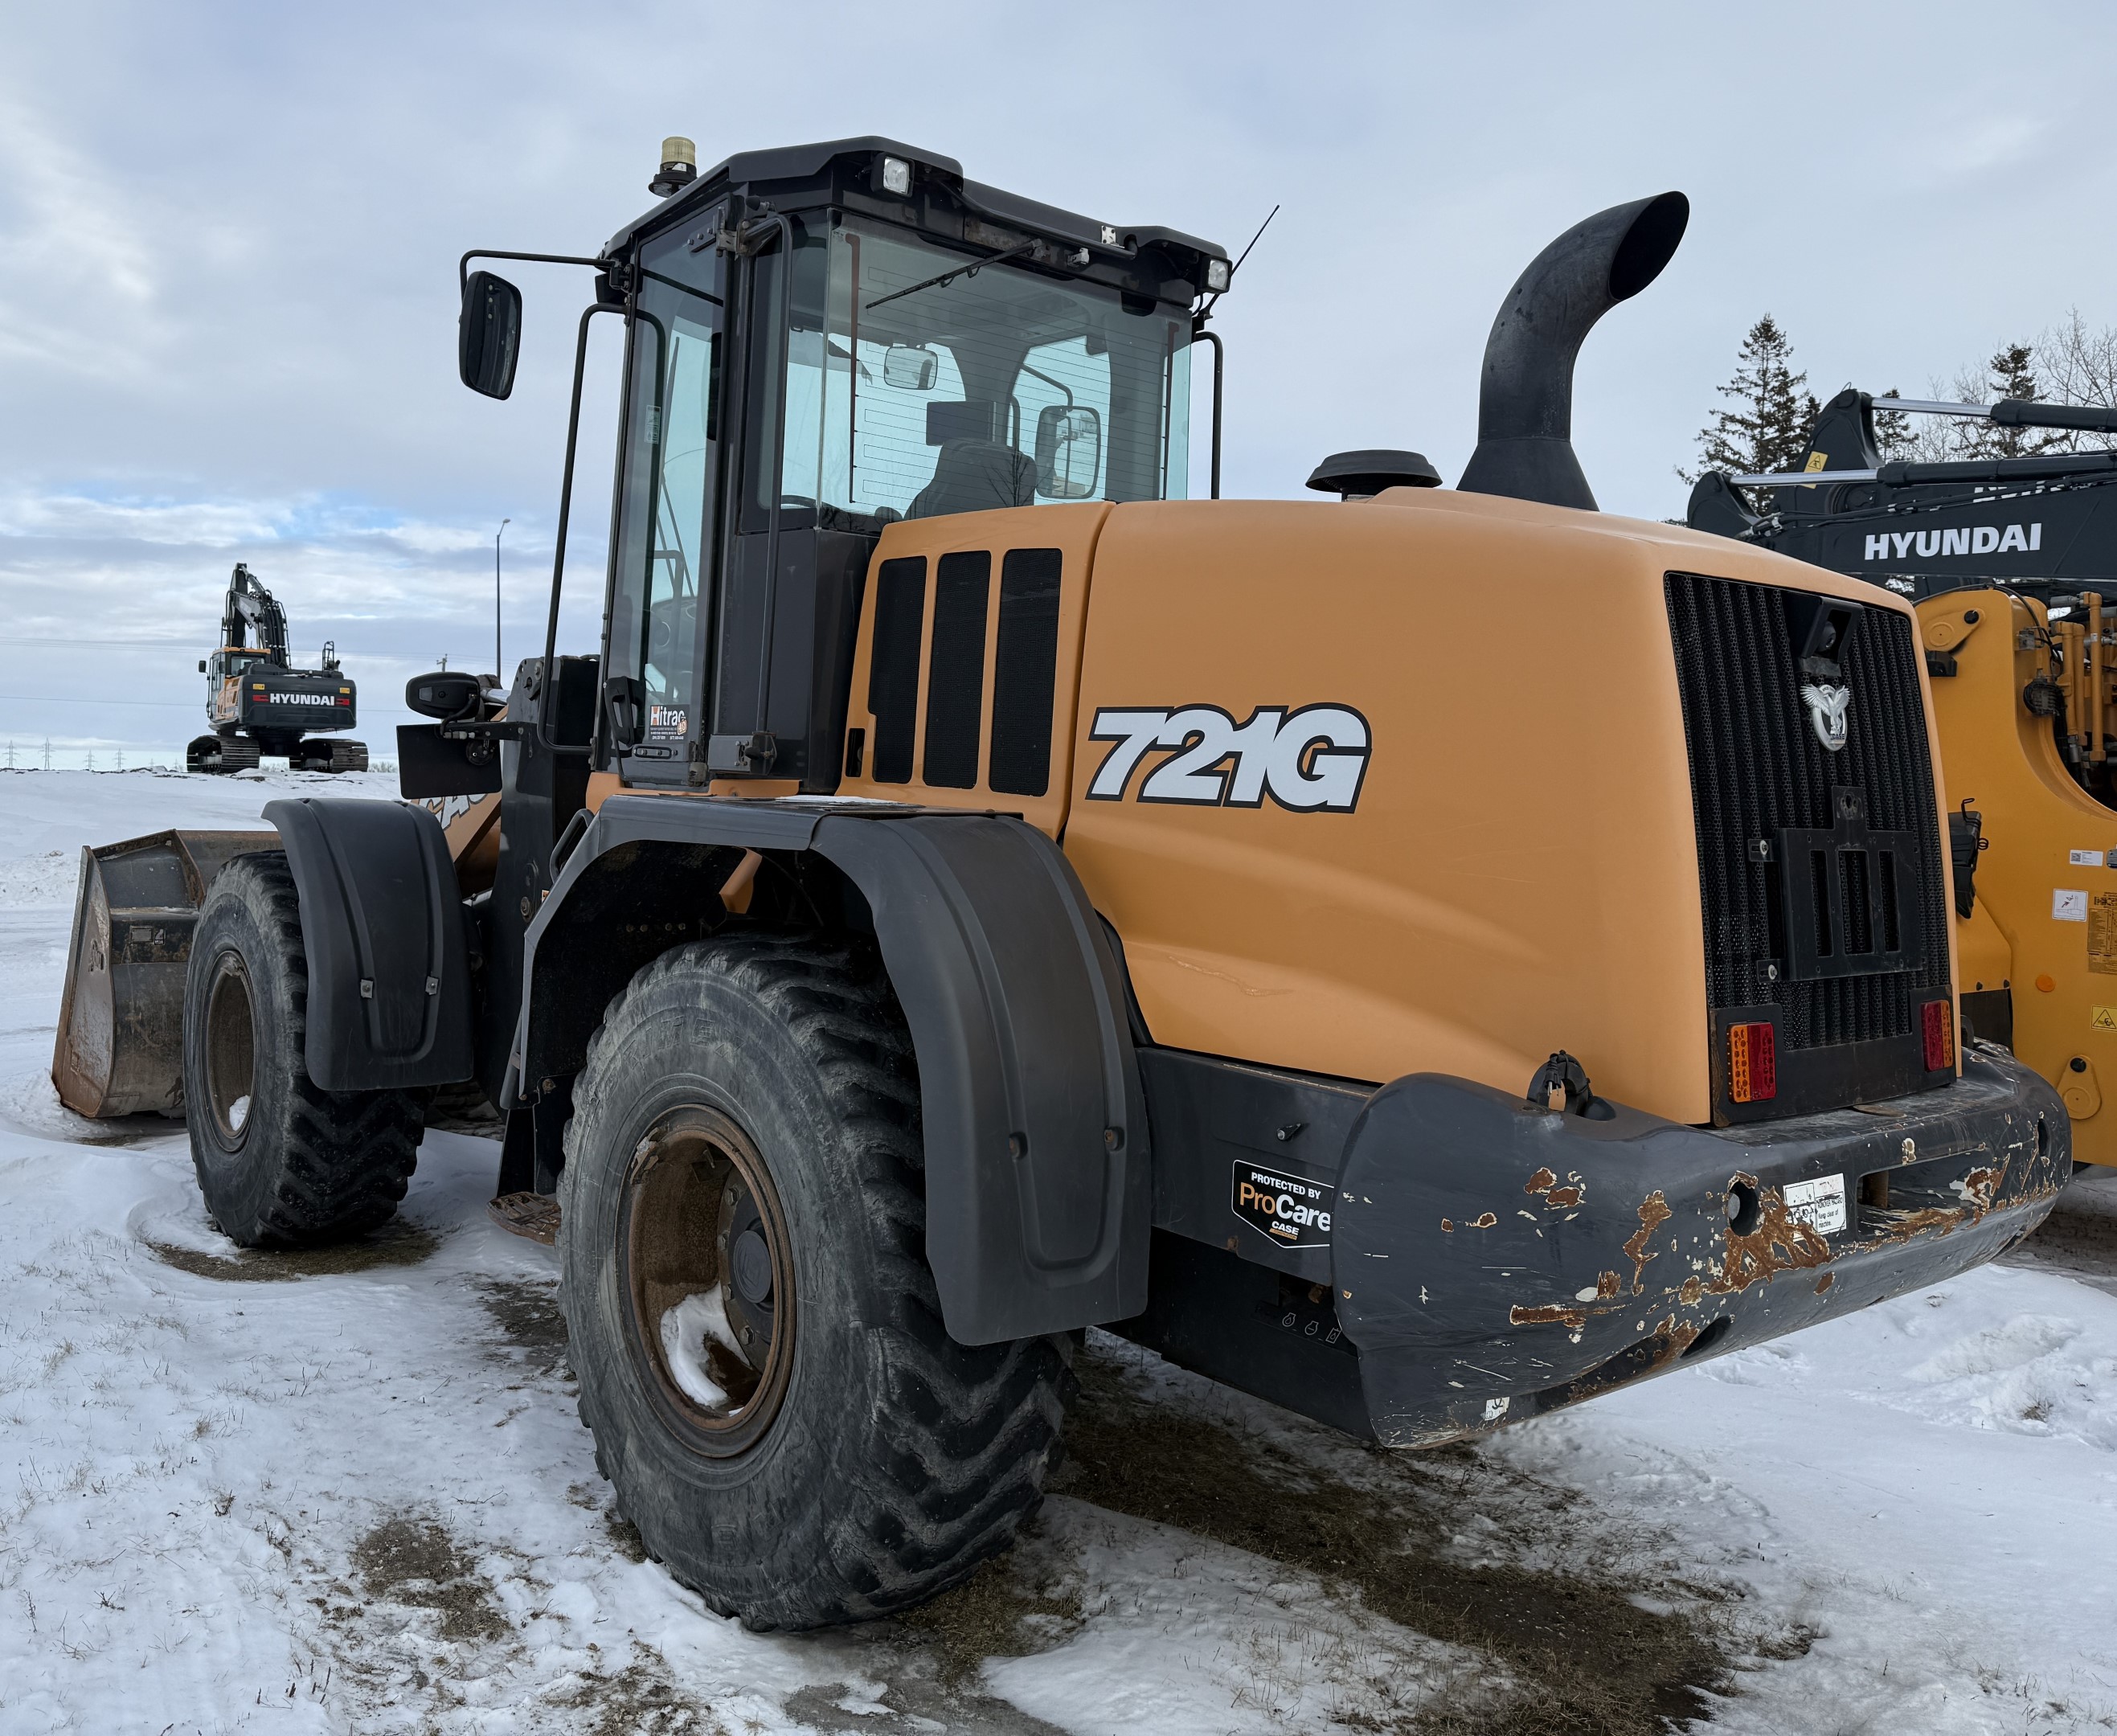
[1233,1163,1333,1248]
[1800,682,1850,752]
[1087,705,1371,811]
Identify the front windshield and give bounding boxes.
[773,215,1191,523]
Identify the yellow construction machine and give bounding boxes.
[1689,390,2117,1164]
[55,138,2066,1629]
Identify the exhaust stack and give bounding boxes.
[1456,191,1689,511]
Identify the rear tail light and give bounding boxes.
[1728,1022,1777,1103]
[1922,998,1955,1071]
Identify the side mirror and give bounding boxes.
[197,659,207,674]
[1035,405,1102,499]
[405,670,485,720]
[882,344,939,391]
[459,271,522,399]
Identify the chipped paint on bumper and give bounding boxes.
[1334,1044,2069,1448]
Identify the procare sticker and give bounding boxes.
[1783,1173,1847,1236]
[2093,1007,2117,1032]
[1232,1163,1333,1248]
[2056,888,2090,922]
[647,703,690,742]
[2073,849,2109,867]
[2093,892,2117,976]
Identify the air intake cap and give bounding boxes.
[1305,450,1443,499]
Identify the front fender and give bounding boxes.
[261,797,475,1091]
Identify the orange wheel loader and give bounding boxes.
[54,138,2066,1629]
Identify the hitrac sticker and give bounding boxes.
[1232,1164,1333,1249]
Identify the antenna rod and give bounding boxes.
[495,518,510,686]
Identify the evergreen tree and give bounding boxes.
[1967,341,2064,458]
[1685,316,1822,481]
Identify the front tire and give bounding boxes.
[560,933,1075,1630]
[181,853,423,1245]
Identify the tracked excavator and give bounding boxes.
[1689,391,2117,1164]
[53,138,2066,1629]
[186,562,367,774]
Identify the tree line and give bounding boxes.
[1685,312,2117,481]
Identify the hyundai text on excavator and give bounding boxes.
[187,562,368,775]
[54,139,2067,1628]
[1689,390,2117,1165]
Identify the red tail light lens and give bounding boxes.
[1922,998,1955,1071]
[1728,1022,1777,1103]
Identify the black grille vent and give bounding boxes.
[923,551,991,788]
[869,556,925,783]
[990,548,1063,796]
[1665,572,1951,1051]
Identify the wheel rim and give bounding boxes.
[620,1103,796,1456]
[201,950,256,1151]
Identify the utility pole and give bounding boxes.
[495,518,510,687]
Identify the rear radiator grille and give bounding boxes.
[1664,572,1951,1050]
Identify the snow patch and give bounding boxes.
[660,1289,744,1409]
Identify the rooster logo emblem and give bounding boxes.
[1801,682,1851,752]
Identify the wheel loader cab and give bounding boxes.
[586,151,1202,797]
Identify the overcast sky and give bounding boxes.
[5,0,2115,762]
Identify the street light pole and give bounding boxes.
[494,518,510,688]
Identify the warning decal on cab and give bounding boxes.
[1232,1163,1333,1248]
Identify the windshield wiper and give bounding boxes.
[865,240,1044,312]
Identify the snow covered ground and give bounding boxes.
[3,768,2116,1734]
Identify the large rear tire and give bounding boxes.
[559,932,1075,1630]
[181,853,423,1246]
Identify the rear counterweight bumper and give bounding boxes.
[1335,1046,2069,1447]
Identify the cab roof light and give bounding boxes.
[1922,998,1955,1071]
[1204,256,1231,293]
[649,137,697,199]
[1728,1021,1776,1104]
[879,155,912,197]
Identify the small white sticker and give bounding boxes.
[2073,850,2107,867]
[1783,1173,1848,1235]
[2057,889,2090,922]
[1482,1396,1511,1423]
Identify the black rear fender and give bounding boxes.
[518,796,1150,1345]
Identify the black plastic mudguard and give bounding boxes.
[261,798,476,1091]
[520,796,1150,1345]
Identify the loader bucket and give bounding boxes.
[51,829,278,1119]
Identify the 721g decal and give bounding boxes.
[1087,704,1371,812]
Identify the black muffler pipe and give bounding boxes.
[1457,191,1689,512]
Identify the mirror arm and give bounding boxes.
[1193,323,1225,501]
[460,248,611,295]
[539,303,627,760]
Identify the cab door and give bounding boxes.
[604,212,727,788]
